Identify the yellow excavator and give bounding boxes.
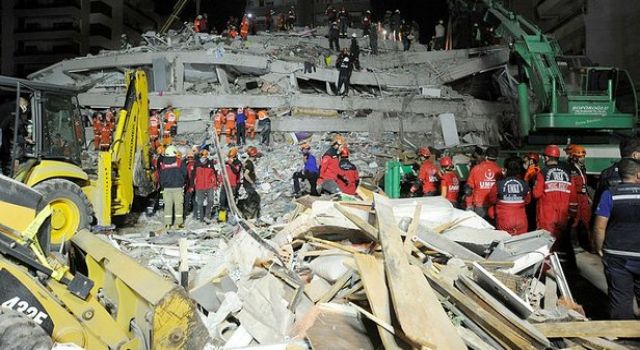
[0,70,155,246]
[0,174,208,349]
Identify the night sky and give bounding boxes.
[153,0,449,43]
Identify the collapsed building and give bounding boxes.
[29,26,514,148]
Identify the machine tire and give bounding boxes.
[0,309,53,350]
[33,179,93,245]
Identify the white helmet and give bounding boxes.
[164,145,178,157]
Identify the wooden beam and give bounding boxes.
[403,202,422,254]
[534,321,640,338]
[373,193,465,350]
[354,254,404,350]
[317,271,352,303]
[334,203,378,242]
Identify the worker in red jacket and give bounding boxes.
[566,144,592,249]
[149,110,161,150]
[439,156,460,206]
[412,147,439,196]
[336,146,359,195]
[318,136,343,194]
[465,147,503,219]
[193,149,219,222]
[489,156,531,235]
[534,144,576,267]
[219,147,242,221]
[163,106,178,145]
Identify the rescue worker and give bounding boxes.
[594,138,640,215]
[265,9,274,32]
[489,157,531,235]
[434,20,445,50]
[92,112,103,150]
[258,110,271,147]
[566,144,591,249]
[336,146,359,195]
[400,19,413,51]
[286,7,296,30]
[236,108,246,146]
[325,5,337,25]
[362,10,372,36]
[228,26,238,39]
[338,7,349,37]
[318,136,343,194]
[329,22,340,52]
[212,109,225,140]
[201,13,209,33]
[593,158,640,319]
[439,156,460,206]
[159,145,187,229]
[349,34,361,70]
[293,143,319,197]
[412,147,439,197]
[534,144,576,267]
[465,146,503,219]
[523,151,541,231]
[240,15,250,40]
[336,50,354,96]
[390,9,401,40]
[99,116,112,151]
[193,149,218,222]
[369,22,378,55]
[219,148,242,221]
[225,109,237,145]
[184,149,196,215]
[149,110,161,150]
[239,146,261,219]
[194,15,203,32]
[163,106,178,145]
[105,108,115,131]
[245,107,257,140]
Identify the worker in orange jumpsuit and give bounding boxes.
[336,146,359,195]
[245,107,257,139]
[240,15,250,40]
[99,119,112,151]
[194,15,203,32]
[92,112,103,150]
[149,110,161,150]
[163,107,177,145]
[439,156,460,207]
[224,109,237,144]
[465,147,503,220]
[566,144,592,250]
[212,109,226,140]
[411,147,439,196]
[488,156,531,235]
[523,151,541,231]
[534,144,577,267]
[229,26,239,39]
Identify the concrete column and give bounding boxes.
[216,66,230,93]
[174,58,185,92]
[367,112,384,142]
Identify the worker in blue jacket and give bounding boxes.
[292,142,319,197]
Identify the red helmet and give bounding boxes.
[247,146,259,157]
[340,146,350,157]
[543,145,561,158]
[525,152,540,163]
[439,156,453,168]
[417,147,431,158]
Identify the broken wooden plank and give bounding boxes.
[334,203,378,241]
[407,254,538,350]
[354,254,405,350]
[572,337,630,350]
[374,193,465,350]
[534,321,640,338]
[403,202,422,254]
[305,235,360,254]
[317,270,352,303]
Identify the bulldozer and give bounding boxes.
[0,174,208,349]
[0,70,156,246]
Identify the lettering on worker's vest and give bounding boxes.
[544,167,571,193]
[479,168,496,189]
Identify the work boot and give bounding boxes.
[164,224,171,230]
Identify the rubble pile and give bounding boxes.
[110,169,634,349]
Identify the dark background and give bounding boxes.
[153,0,449,44]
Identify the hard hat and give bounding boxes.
[237,108,243,113]
[439,156,453,168]
[395,9,400,13]
[340,146,350,157]
[352,33,357,38]
[333,135,345,145]
[247,146,259,157]
[418,147,431,157]
[228,147,238,158]
[164,145,178,157]
[197,15,203,19]
[200,150,210,158]
[543,144,561,158]
[258,110,268,120]
[525,152,540,163]
[186,150,194,159]
[439,19,444,24]
[343,57,350,62]
[565,144,586,158]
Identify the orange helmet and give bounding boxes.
[565,144,586,158]
[340,146,350,157]
[439,156,453,168]
[247,146,259,157]
[200,150,210,158]
[228,147,238,158]
[418,147,431,158]
[543,145,561,158]
[333,134,345,146]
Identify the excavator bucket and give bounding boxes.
[71,230,210,349]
